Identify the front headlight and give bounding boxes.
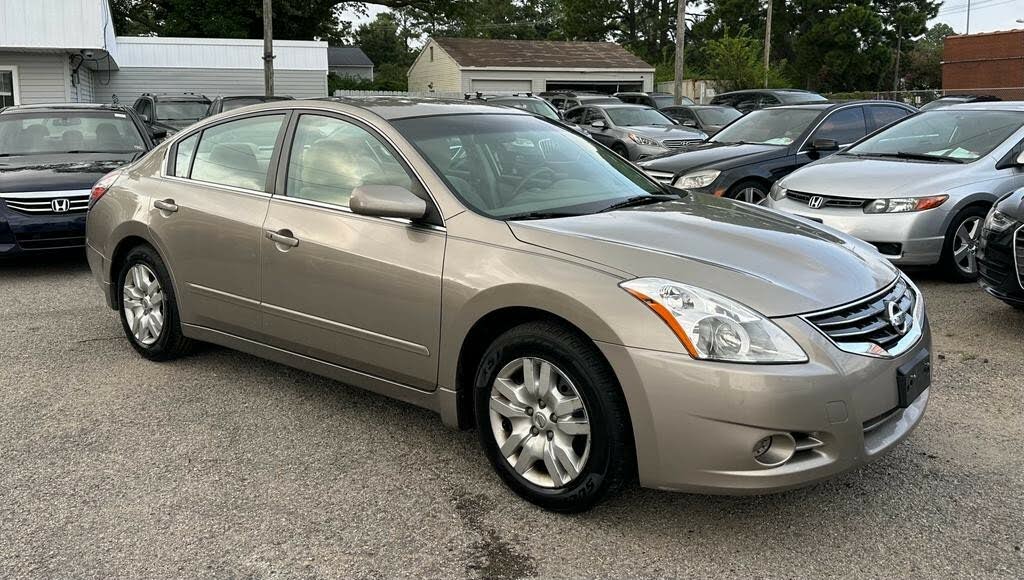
[769,182,788,201]
[674,169,721,189]
[628,133,659,146]
[982,208,1016,233]
[621,278,808,363]
[864,195,948,213]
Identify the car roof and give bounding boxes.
[147,94,210,102]
[716,89,816,96]
[945,101,1024,112]
[308,96,533,120]
[587,103,655,110]
[0,102,135,114]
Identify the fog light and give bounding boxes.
[752,433,796,467]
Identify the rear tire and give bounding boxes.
[473,321,633,513]
[940,205,987,282]
[116,244,195,361]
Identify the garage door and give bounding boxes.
[470,79,532,93]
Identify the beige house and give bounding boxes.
[408,38,655,95]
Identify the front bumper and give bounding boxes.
[767,196,947,266]
[0,203,88,256]
[598,313,931,494]
[977,223,1024,306]
[628,142,673,161]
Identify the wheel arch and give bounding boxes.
[940,192,996,233]
[106,230,179,311]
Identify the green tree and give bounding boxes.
[702,27,789,92]
[903,22,956,90]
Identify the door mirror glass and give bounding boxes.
[350,185,427,220]
[811,138,839,152]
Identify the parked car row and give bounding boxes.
[130,92,293,139]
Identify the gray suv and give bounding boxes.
[565,103,707,160]
[768,103,1024,281]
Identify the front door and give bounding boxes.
[259,112,445,391]
[149,112,287,338]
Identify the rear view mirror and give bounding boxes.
[350,185,427,220]
[811,138,839,152]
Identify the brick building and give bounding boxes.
[943,29,1024,99]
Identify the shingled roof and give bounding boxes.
[432,38,653,70]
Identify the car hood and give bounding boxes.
[638,142,788,175]
[0,153,136,192]
[624,125,707,140]
[779,154,974,198]
[509,194,896,317]
[995,190,1024,220]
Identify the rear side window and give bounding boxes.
[190,114,285,191]
[867,105,912,131]
[285,114,414,207]
[813,106,867,145]
[173,133,198,177]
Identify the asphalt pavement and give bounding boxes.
[0,252,1021,578]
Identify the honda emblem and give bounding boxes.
[808,195,825,209]
[51,198,71,213]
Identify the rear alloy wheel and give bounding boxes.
[941,206,987,282]
[117,244,195,360]
[727,181,768,205]
[474,321,632,512]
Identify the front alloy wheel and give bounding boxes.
[488,357,591,488]
[951,215,981,276]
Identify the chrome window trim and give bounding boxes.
[268,193,446,233]
[161,174,272,199]
[799,274,924,359]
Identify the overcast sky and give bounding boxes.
[341,0,1023,39]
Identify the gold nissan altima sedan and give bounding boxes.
[85,98,931,512]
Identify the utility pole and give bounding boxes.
[966,0,972,34]
[764,0,773,88]
[263,0,274,97]
[893,25,902,94]
[674,0,686,104]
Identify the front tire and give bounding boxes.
[473,321,633,512]
[726,180,769,205]
[940,205,987,282]
[116,244,195,361]
[611,142,631,160]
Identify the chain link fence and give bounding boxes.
[825,88,1024,106]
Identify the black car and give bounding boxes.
[206,95,294,116]
[919,94,1002,111]
[977,189,1024,309]
[0,103,155,256]
[660,105,742,136]
[710,89,827,114]
[614,91,694,108]
[637,100,917,203]
[132,93,211,136]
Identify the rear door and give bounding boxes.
[258,111,445,391]
[151,112,288,338]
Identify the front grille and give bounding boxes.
[786,190,868,209]
[661,139,702,149]
[804,277,918,356]
[1015,226,1024,290]
[1,191,91,216]
[644,170,675,185]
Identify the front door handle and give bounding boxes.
[265,229,299,248]
[153,199,178,213]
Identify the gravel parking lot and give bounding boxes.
[1,252,1022,578]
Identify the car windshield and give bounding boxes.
[710,108,821,145]
[696,107,742,126]
[156,101,210,121]
[492,98,559,120]
[393,114,665,219]
[605,107,673,127]
[845,110,1024,162]
[0,111,147,155]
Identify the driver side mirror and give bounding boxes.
[350,185,427,220]
[811,138,839,152]
[1016,151,1024,166]
[150,127,167,141]
[139,113,150,123]
[590,120,607,129]
[681,119,697,128]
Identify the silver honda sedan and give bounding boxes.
[767,103,1024,281]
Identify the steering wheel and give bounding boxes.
[507,166,556,203]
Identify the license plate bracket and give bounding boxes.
[897,349,931,408]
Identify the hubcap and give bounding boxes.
[953,216,982,275]
[488,357,591,488]
[122,263,165,346]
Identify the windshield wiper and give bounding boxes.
[870,151,966,164]
[503,210,585,221]
[598,194,677,213]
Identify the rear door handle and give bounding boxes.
[265,229,299,248]
[153,199,178,213]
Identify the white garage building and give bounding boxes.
[0,0,327,108]
[407,38,655,95]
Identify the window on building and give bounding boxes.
[0,68,18,107]
[429,47,434,62]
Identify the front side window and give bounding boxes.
[563,107,585,123]
[711,108,821,146]
[286,114,414,207]
[812,106,867,145]
[846,110,1024,162]
[394,114,664,219]
[0,112,147,155]
[604,107,673,127]
[868,105,912,131]
[190,114,285,190]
